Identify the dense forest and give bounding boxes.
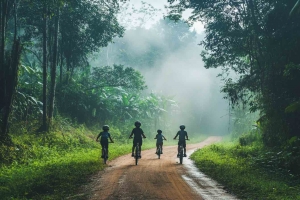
[1,0,300,199]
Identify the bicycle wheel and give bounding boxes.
[158,146,161,159]
[179,146,183,164]
[103,148,107,164]
[135,144,139,165]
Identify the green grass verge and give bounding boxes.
[190,143,300,200]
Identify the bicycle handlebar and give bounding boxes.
[173,138,189,140]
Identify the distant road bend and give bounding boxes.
[84,136,238,200]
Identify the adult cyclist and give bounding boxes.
[173,125,189,157]
[129,121,146,158]
[96,125,114,158]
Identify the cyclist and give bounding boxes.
[129,121,146,158]
[96,125,114,158]
[154,129,167,154]
[173,125,189,157]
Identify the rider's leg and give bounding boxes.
[101,143,104,158]
[106,143,109,158]
[132,145,135,156]
[139,144,142,155]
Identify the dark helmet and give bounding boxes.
[102,125,109,131]
[157,129,162,134]
[179,125,185,130]
[134,121,141,127]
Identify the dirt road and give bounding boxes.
[85,136,237,200]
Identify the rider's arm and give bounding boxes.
[163,136,167,140]
[109,135,114,143]
[173,132,179,139]
[96,132,102,141]
[129,130,134,138]
[141,129,146,138]
[185,131,189,140]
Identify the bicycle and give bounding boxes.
[129,137,142,165]
[101,142,113,164]
[157,144,162,159]
[175,139,189,164]
[134,142,140,165]
[156,139,166,159]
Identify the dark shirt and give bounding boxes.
[98,131,110,142]
[176,130,187,141]
[131,127,144,139]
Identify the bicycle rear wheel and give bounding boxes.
[179,146,183,164]
[135,144,139,165]
[103,148,107,164]
[158,146,161,159]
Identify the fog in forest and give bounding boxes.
[90,1,231,136]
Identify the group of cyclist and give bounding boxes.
[96,121,189,159]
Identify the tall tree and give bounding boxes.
[0,0,22,143]
[48,3,60,123]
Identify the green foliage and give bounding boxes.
[239,131,261,146]
[91,65,146,91]
[191,142,300,199]
[169,0,300,146]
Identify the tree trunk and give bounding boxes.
[1,39,22,144]
[0,0,8,69]
[48,7,59,123]
[42,3,48,131]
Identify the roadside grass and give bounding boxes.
[190,142,300,200]
[0,137,151,199]
[0,121,206,200]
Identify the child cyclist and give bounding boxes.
[129,121,146,158]
[173,125,189,157]
[154,129,167,154]
[96,125,114,158]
